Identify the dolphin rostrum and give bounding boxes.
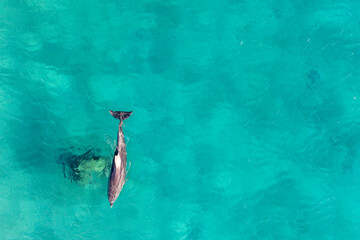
[108,110,132,208]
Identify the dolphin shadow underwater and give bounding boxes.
[107,110,132,208]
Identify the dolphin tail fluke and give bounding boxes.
[109,110,132,121]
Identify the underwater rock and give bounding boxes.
[58,149,110,186]
[306,69,320,86]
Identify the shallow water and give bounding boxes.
[1,0,360,239]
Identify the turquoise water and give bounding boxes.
[1,0,360,239]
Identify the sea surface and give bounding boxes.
[1,0,360,239]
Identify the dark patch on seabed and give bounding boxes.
[306,69,320,88]
[57,149,110,185]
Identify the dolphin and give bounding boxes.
[108,110,132,208]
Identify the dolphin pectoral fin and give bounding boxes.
[109,110,132,121]
[125,162,131,183]
[126,162,131,175]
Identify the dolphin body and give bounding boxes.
[108,110,132,208]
